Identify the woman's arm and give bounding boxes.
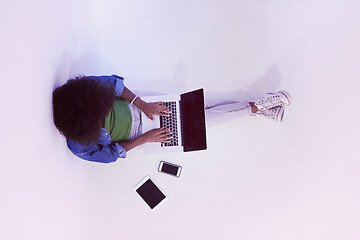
[120,87,147,110]
[67,138,126,163]
[120,87,171,120]
[118,128,172,151]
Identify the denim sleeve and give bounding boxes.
[88,74,125,97]
[67,140,127,163]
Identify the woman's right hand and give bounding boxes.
[142,128,172,143]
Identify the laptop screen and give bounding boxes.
[180,89,207,152]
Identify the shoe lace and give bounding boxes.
[258,93,284,108]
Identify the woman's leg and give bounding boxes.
[204,90,292,123]
[127,89,292,138]
[204,91,252,125]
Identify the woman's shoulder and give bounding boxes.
[67,129,112,151]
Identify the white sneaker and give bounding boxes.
[252,106,285,122]
[255,90,292,110]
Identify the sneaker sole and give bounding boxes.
[276,106,285,122]
[279,90,293,106]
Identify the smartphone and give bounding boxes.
[158,161,182,177]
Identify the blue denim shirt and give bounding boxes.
[66,75,128,163]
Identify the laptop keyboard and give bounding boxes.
[160,101,179,147]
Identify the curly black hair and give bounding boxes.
[52,76,115,145]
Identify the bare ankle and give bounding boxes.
[249,102,258,113]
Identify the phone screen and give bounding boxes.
[161,163,179,175]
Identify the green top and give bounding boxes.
[104,99,133,142]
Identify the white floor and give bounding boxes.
[1,0,360,239]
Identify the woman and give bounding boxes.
[52,74,292,163]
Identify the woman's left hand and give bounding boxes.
[142,102,171,120]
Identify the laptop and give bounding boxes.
[140,89,207,153]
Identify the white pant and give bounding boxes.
[127,90,251,140]
[127,102,143,140]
